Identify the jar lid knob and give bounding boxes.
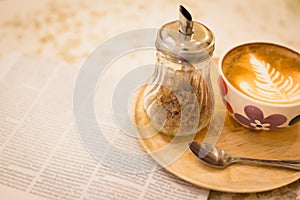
[179,5,193,35]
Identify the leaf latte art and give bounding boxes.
[222,43,300,104]
[239,54,300,103]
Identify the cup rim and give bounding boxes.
[218,41,300,108]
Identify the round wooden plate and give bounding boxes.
[133,62,300,193]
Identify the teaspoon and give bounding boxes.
[189,142,300,170]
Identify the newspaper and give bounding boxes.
[0,53,210,200]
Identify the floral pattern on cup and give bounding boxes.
[218,76,233,113]
[289,114,300,126]
[234,105,287,131]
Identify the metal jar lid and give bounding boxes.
[155,5,215,63]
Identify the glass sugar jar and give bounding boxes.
[143,6,215,136]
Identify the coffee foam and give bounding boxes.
[222,43,300,104]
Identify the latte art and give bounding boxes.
[222,43,300,104]
[240,54,300,103]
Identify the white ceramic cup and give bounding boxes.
[218,42,300,131]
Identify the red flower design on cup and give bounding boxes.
[234,105,287,130]
[218,76,233,113]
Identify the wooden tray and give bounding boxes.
[133,82,300,193]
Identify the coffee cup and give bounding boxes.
[218,42,300,130]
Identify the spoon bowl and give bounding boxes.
[189,142,300,170]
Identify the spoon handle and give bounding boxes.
[233,157,300,170]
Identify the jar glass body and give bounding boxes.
[143,51,214,136]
